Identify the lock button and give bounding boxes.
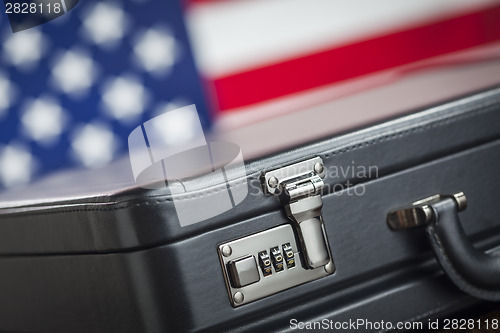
[227,255,260,288]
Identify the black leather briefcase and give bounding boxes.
[0,86,500,332]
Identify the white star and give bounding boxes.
[21,97,67,145]
[0,73,17,119]
[101,75,149,123]
[2,28,48,71]
[150,104,203,147]
[80,3,129,49]
[71,123,118,168]
[133,27,178,76]
[51,48,98,97]
[0,144,36,189]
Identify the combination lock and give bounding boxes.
[218,224,334,307]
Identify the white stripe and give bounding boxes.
[187,0,499,77]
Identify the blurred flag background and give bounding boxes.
[1,0,500,191]
[0,0,208,191]
[187,0,500,127]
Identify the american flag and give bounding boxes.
[1,0,500,191]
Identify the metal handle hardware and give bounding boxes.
[387,192,467,230]
[262,157,334,271]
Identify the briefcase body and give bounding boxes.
[1,87,500,332]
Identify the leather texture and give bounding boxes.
[0,87,500,332]
[426,198,500,300]
[3,134,500,332]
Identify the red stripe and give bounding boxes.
[212,4,500,112]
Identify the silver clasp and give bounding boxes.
[262,157,334,271]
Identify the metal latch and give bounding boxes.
[216,157,334,307]
[262,157,334,271]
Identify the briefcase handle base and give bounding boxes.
[388,192,500,301]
